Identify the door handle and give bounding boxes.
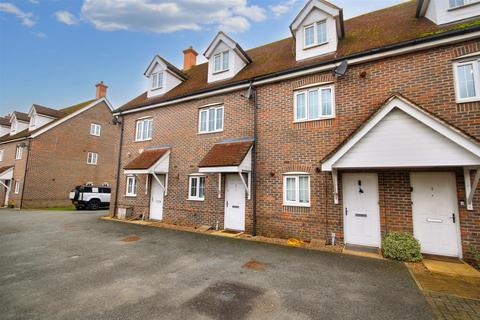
[226,201,229,207]
[345,208,348,216]
[452,213,456,223]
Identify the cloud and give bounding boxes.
[29,0,39,4]
[78,0,266,33]
[270,0,300,17]
[0,2,37,27]
[35,32,46,38]
[55,10,78,25]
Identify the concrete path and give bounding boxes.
[0,209,434,320]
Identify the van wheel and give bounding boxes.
[87,199,100,210]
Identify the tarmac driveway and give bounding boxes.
[0,209,433,320]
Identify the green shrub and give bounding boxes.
[382,232,422,262]
[469,244,480,269]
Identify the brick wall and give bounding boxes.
[0,139,29,207]
[112,92,254,232]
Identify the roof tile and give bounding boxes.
[199,140,253,167]
[124,148,170,170]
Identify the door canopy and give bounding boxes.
[124,147,170,175]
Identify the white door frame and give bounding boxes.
[411,171,462,258]
[224,174,246,231]
[342,172,381,247]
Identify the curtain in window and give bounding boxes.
[317,21,327,44]
[305,26,315,46]
[222,52,229,70]
[308,90,319,119]
[215,108,223,130]
[321,88,332,116]
[200,110,207,132]
[296,93,306,120]
[208,108,215,131]
[299,176,309,203]
[286,177,296,201]
[457,64,476,99]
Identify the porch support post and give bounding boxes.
[0,180,9,189]
[238,171,250,199]
[465,167,480,210]
[145,174,149,195]
[164,173,168,196]
[218,173,222,199]
[247,171,251,200]
[332,169,339,205]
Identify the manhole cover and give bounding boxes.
[186,281,263,320]
[242,259,266,271]
[121,235,140,242]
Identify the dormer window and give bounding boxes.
[304,20,327,48]
[213,51,229,73]
[151,72,163,89]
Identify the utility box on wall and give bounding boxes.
[117,206,133,220]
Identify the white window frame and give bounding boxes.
[14,181,20,194]
[213,51,229,73]
[198,105,224,134]
[449,0,478,8]
[151,71,163,89]
[283,173,311,207]
[135,117,153,141]
[188,175,206,201]
[303,20,327,49]
[294,84,335,122]
[0,149,4,162]
[87,152,98,165]
[15,146,22,160]
[90,123,101,136]
[453,59,480,103]
[126,176,137,197]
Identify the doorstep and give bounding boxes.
[342,244,384,260]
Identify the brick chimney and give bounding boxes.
[183,46,198,71]
[95,81,108,99]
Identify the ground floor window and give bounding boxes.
[283,173,310,207]
[188,175,205,201]
[14,181,21,194]
[126,176,137,197]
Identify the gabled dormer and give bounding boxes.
[0,116,11,137]
[204,32,252,83]
[145,55,188,99]
[417,0,480,25]
[28,104,63,131]
[10,111,29,135]
[290,0,345,62]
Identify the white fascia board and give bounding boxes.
[30,98,113,139]
[0,137,28,146]
[204,32,237,58]
[124,169,149,175]
[321,96,480,171]
[115,30,480,117]
[198,166,239,173]
[144,55,164,76]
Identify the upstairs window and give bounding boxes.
[126,176,137,197]
[87,152,98,165]
[90,123,101,136]
[15,146,22,160]
[151,72,163,89]
[188,175,205,201]
[304,20,327,48]
[294,85,334,122]
[135,118,153,141]
[199,105,223,134]
[213,51,229,73]
[283,173,310,207]
[454,59,480,102]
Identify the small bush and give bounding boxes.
[469,244,480,269]
[382,232,422,262]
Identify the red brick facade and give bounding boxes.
[113,40,480,261]
[0,101,119,208]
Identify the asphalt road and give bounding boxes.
[0,209,434,320]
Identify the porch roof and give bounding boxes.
[0,166,14,180]
[198,139,253,173]
[124,147,170,174]
[321,95,480,171]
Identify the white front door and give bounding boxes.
[343,173,381,247]
[224,174,245,231]
[3,180,10,206]
[149,175,164,221]
[411,172,460,257]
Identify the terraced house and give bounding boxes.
[112,0,480,261]
[0,82,118,208]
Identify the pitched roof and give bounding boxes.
[118,0,480,113]
[124,148,170,170]
[32,104,65,118]
[0,166,13,174]
[0,117,10,126]
[13,111,30,122]
[199,140,253,167]
[0,99,97,144]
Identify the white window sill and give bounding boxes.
[456,97,480,104]
[198,129,224,135]
[15,158,22,161]
[125,194,137,198]
[212,69,229,75]
[294,116,335,123]
[151,87,163,91]
[283,203,311,208]
[87,163,98,166]
[448,1,480,11]
[188,198,205,202]
[135,138,153,143]
[303,41,329,50]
